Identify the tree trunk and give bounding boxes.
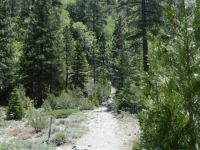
[142,0,148,72]
[37,79,43,106]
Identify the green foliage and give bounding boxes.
[20,0,66,106]
[70,40,89,90]
[138,1,200,149]
[111,71,146,113]
[107,100,118,112]
[54,133,66,144]
[78,99,94,110]
[54,92,74,109]
[45,94,57,110]
[18,84,30,109]
[46,89,94,110]
[86,80,111,104]
[132,141,140,150]
[25,104,48,132]
[0,0,17,105]
[41,99,52,112]
[92,97,99,107]
[6,88,24,120]
[47,109,78,119]
[96,86,103,104]
[58,120,65,125]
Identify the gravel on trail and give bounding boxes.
[57,87,139,150]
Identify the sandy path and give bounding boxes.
[74,107,126,150]
[58,106,135,150]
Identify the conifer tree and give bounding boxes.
[0,0,16,105]
[20,0,65,106]
[138,1,200,149]
[63,20,75,91]
[70,40,89,90]
[6,88,24,120]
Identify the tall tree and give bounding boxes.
[63,20,74,91]
[118,0,162,72]
[138,1,200,149]
[85,0,107,40]
[0,0,16,105]
[70,40,89,90]
[20,0,65,106]
[66,0,87,24]
[70,22,89,90]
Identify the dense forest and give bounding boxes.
[1,0,200,149]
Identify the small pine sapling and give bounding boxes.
[6,88,24,120]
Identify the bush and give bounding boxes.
[46,91,94,111]
[45,94,57,110]
[55,93,78,109]
[96,86,103,103]
[132,141,140,150]
[47,109,78,119]
[107,100,118,112]
[68,87,84,98]
[54,133,66,145]
[92,97,99,107]
[79,98,94,110]
[25,104,48,132]
[86,80,111,105]
[6,88,24,120]
[46,91,82,110]
[42,100,52,112]
[58,120,65,125]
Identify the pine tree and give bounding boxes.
[0,0,16,105]
[138,1,200,149]
[20,0,65,106]
[63,20,75,91]
[70,40,89,90]
[118,0,163,72]
[6,88,24,120]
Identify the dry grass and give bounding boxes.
[7,128,22,137]
[0,110,89,148]
[17,131,35,140]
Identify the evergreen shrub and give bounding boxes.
[18,84,30,109]
[6,88,24,120]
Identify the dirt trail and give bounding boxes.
[57,87,139,150]
[74,107,126,150]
